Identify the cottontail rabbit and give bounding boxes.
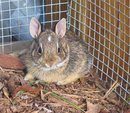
[24,17,93,85]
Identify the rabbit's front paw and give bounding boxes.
[24,73,34,81]
[57,75,80,85]
[56,78,75,85]
[57,80,70,85]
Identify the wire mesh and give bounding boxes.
[0,0,68,53]
[67,0,130,104]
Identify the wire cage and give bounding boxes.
[0,0,68,52]
[0,0,129,104]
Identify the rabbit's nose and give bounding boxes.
[45,60,55,67]
[45,62,54,67]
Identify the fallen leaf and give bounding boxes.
[40,89,52,101]
[20,102,32,107]
[0,71,10,79]
[31,111,39,113]
[3,87,12,102]
[10,106,17,112]
[0,54,25,70]
[42,107,53,113]
[6,108,12,113]
[85,101,101,113]
[124,110,130,113]
[7,74,24,96]
[13,84,41,96]
[10,105,24,113]
[38,107,53,113]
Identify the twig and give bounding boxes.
[62,94,81,98]
[0,66,5,72]
[52,90,82,99]
[82,90,101,93]
[43,102,71,107]
[103,80,119,99]
[0,68,22,73]
[40,90,51,100]
[3,87,13,104]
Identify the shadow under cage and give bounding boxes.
[0,0,129,105]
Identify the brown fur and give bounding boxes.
[24,18,93,85]
[24,30,92,85]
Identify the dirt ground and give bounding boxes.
[0,54,129,113]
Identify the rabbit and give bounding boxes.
[24,17,93,85]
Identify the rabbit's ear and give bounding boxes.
[55,18,66,38]
[30,17,41,38]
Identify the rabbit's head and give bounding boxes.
[29,18,69,70]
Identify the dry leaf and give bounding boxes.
[3,87,12,102]
[124,110,130,113]
[13,84,41,96]
[85,101,101,113]
[40,107,53,113]
[40,89,44,100]
[31,111,39,113]
[20,102,32,107]
[0,54,25,70]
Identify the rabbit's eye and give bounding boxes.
[58,48,61,53]
[37,47,42,54]
[37,43,43,55]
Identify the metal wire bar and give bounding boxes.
[0,0,68,52]
[67,0,130,104]
[68,16,129,57]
